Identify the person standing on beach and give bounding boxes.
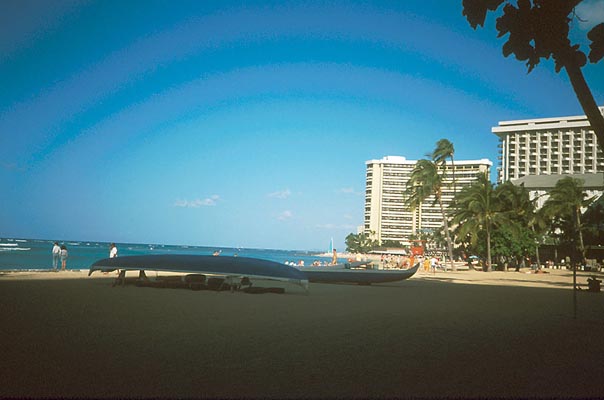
[430,256,438,272]
[60,245,68,271]
[52,242,61,271]
[109,243,119,275]
[331,249,338,265]
[109,243,118,258]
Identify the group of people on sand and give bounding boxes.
[380,254,410,269]
[377,253,445,272]
[284,260,333,267]
[51,242,118,271]
[285,250,340,268]
[379,254,425,269]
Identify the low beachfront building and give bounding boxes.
[364,155,492,246]
[492,107,604,208]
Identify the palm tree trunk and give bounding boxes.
[438,195,456,271]
[564,61,604,153]
[450,155,456,199]
[531,225,541,269]
[486,221,492,272]
[576,207,587,264]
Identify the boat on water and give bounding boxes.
[298,261,420,284]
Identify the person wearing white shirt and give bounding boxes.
[52,242,61,271]
[109,243,118,258]
[430,256,437,272]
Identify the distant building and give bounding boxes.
[364,156,492,245]
[493,107,604,208]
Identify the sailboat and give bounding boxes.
[328,237,334,254]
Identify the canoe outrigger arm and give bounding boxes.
[106,269,309,293]
[112,269,148,287]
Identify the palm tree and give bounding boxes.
[496,181,544,267]
[583,194,604,246]
[528,208,551,269]
[404,159,455,271]
[430,139,456,197]
[451,173,508,271]
[345,232,377,254]
[541,177,594,319]
[541,177,593,265]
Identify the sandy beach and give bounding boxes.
[1,268,603,399]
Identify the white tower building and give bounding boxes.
[364,156,492,245]
[492,107,604,208]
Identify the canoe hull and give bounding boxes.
[88,255,417,287]
[89,254,309,289]
[299,263,420,284]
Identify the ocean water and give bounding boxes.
[0,238,329,271]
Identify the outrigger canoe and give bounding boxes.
[88,255,419,288]
[298,262,420,284]
[89,254,309,290]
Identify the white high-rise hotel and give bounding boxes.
[364,109,604,246]
[364,156,492,245]
[493,107,604,208]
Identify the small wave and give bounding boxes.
[1,268,56,272]
[68,242,80,246]
[0,247,31,252]
[15,239,28,242]
[0,243,18,247]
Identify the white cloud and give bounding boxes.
[337,187,363,196]
[1,162,28,172]
[277,210,293,220]
[268,189,291,199]
[316,223,357,230]
[174,195,220,208]
[576,0,604,30]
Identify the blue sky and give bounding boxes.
[1,0,603,250]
